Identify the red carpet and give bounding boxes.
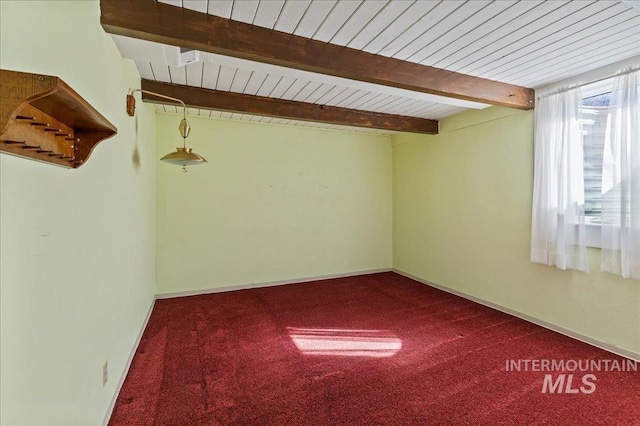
[109,272,640,425]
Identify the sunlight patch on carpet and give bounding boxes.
[287,327,402,358]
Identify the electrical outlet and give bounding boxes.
[103,361,108,387]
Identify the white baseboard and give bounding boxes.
[101,268,390,424]
[155,268,393,299]
[102,267,637,426]
[102,297,156,426]
[393,269,640,362]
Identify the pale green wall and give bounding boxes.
[0,2,156,425]
[156,115,392,295]
[393,106,640,356]
[2,3,637,424]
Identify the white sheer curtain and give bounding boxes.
[531,87,590,272]
[601,69,640,280]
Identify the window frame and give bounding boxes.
[576,78,616,250]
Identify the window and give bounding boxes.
[531,68,639,278]
[577,78,624,248]
[580,91,609,219]
[579,78,631,241]
[579,80,611,247]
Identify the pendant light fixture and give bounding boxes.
[126,89,207,172]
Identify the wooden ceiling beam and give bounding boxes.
[101,0,534,110]
[141,80,439,134]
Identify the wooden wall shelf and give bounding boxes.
[0,69,117,168]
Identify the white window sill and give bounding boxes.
[583,217,620,250]
[585,221,602,249]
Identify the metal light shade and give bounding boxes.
[160,147,207,165]
[160,117,207,170]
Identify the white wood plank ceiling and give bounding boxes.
[112,0,640,132]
